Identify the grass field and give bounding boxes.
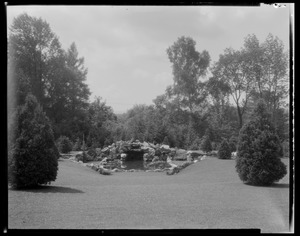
[8,157,291,232]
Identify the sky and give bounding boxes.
[6,4,292,114]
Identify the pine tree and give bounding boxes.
[236,100,287,185]
[8,94,59,188]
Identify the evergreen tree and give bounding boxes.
[201,135,212,153]
[236,100,287,185]
[218,139,231,159]
[8,94,59,188]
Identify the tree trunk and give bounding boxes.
[236,105,243,129]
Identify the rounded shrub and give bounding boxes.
[8,94,59,188]
[218,139,231,159]
[200,135,212,153]
[56,136,73,154]
[235,100,287,186]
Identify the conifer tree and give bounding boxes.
[236,100,287,185]
[8,95,59,188]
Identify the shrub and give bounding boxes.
[235,100,287,186]
[200,135,212,153]
[56,136,73,154]
[218,139,231,159]
[8,94,59,188]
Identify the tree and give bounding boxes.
[243,34,289,132]
[56,136,73,154]
[8,94,59,188]
[200,135,212,153]
[8,13,91,140]
[260,34,289,118]
[218,139,231,159]
[8,13,63,106]
[212,47,254,129]
[166,36,210,113]
[86,96,116,147]
[235,100,287,185]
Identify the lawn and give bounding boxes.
[8,157,291,232]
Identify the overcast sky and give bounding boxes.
[7,4,292,114]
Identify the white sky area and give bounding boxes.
[7,4,292,114]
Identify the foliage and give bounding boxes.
[218,139,231,159]
[200,135,212,153]
[56,136,73,154]
[162,136,170,145]
[7,14,289,157]
[8,13,90,140]
[8,94,59,188]
[73,137,82,151]
[166,36,210,112]
[235,100,287,185]
[188,137,202,150]
[229,136,238,152]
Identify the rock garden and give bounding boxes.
[60,140,219,175]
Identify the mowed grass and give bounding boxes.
[8,157,291,232]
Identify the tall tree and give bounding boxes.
[166,36,210,113]
[8,13,91,139]
[8,13,63,106]
[212,47,254,129]
[260,34,289,120]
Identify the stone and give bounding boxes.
[98,167,111,175]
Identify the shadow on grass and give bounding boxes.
[11,185,84,193]
[245,182,289,189]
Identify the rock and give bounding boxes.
[98,167,111,175]
[78,161,83,164]
[121,153,127,158]
[160,144,171,153]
